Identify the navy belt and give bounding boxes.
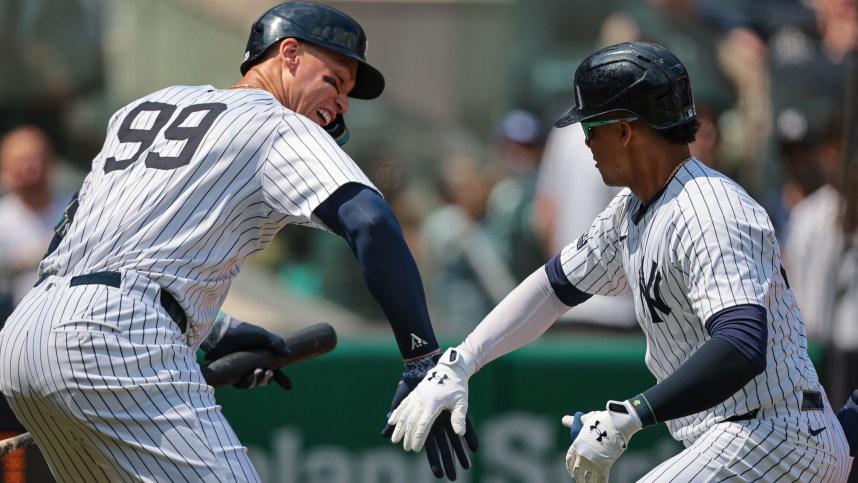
[723,391,824,423]
[69,271,187,333]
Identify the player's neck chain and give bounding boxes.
[226,84,263,90]
[660,156,691,192]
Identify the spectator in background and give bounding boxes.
[0,124,68,482]
[0,125,68,321]
[781,110,844,337]
[781,104,858,478]
[696,0,857,230]
[484,109,548,283]
[771,106,830,231]
[420,153,513,336]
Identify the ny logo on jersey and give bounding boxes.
[639,261,671,323]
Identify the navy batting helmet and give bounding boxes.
[240,2,385,100]
[555,42,696,130]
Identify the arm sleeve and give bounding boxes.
[313,183,439,359]
[457,266,572,372]
[634,304,767,426]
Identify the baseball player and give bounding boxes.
[0,2,475,482]
[388,42,855,481]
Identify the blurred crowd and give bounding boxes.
[0,0,856,414]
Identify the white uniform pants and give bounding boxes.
[639,402,853,482]
[0,271,259,482]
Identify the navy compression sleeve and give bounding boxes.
[633,304,767,426]
[314,183,439,359]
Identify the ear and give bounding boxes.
[619,121,634,146]
[278,38,302,72]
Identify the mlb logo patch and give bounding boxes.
[577,232,590,250]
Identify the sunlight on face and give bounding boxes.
[291,43,357,128]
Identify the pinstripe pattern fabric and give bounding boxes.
[37,85,375,347]
[0,85,378,481]
[639,407,851,482]
[0,271,258,482]
[559,158,852,479]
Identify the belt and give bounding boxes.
[723,390,825,423]
[69,271,187,333]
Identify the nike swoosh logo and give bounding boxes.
[809,425,826,437]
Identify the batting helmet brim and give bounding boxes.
[553,85,629,128]
[554,105,610,128]
[348,59,385,100]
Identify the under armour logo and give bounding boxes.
[589,420,608,443]
[427,371,449,385]
[411,333,427,350]
[639,261,671,323]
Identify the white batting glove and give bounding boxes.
[387,347,477,452]
[562,400,643,482]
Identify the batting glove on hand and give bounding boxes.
[382,348,478,481]
[562,400,643,482]
[202,313,292,390]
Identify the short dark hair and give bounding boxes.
[651,119,700,144]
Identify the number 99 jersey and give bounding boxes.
[38,85,375,346]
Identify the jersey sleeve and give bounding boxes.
[261,112,377,225]
[672,183,779,322]
[558,191,631,296]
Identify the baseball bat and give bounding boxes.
[0,433,33,459]
[0,322,337,457]
[201,321,337,387]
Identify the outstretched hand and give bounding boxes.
[381,349,478,480]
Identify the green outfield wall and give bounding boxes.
[217,334,806,483]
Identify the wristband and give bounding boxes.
[626,393,656,427]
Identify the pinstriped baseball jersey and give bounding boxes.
[559,157,822,443]
[38,85,375,346]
